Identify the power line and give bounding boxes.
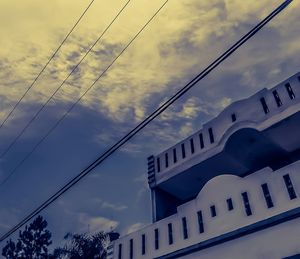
[0,0,166,187]
[0,0,95,131]
[0,0,132,159]
[0,0,170,241]
[0,0,293,243]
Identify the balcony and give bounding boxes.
[148,72,300,204]
[113,159,300,259]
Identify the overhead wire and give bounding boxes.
[0,0,132,159]
[0,0,96,131]
[0,1,170,242]
[0,0,293,243]
[0,0,165,188]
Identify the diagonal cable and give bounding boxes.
[0,0,132,159]
[0,0,95,131]
[0,0,169,187]
[0,0,293,242]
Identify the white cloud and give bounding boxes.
[217,97,232,109]
[93,198,128,212]
[179,122,194,138]
[126,222,146,235]
[101,202,128,212]
[78,213,119,234]
[0,0,299,247]
[3,0,298,128]
[160,97,204,122]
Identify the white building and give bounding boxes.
[108,72,300,259]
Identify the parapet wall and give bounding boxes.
[113,159,300,259]
[148,72,300,187]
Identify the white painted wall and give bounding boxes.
[181,217,300,259]
[154,72,300,185]
[111,159,300,259]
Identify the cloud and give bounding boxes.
[179,122,194,137]
[1,0,299,134]
[217,97,232,109]
[125,222,146,235]
[160,97,207,121]
[101,202,128,212]
[0,0,299,250]
[93,198,128,212]
[78,213,119,234]
[94,129,143,155]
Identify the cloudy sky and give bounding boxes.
[0,0,299,250]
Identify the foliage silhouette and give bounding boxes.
[2,215,52,259]
[52,231,111,259]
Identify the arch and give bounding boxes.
[223,127,288,174]
[218,121,261,150]
[196,174,242,201]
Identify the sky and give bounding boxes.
[0,0,299,251]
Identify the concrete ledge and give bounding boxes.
[156,207,300,259]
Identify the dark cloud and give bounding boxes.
[0,0,299,251]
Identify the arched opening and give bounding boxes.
[224,128,290,174]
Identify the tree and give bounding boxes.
[2,215,52,259]
[2,239,19,258]
[52,231,116,259]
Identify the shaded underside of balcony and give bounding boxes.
[156,111,300,203]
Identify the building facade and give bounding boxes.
[108,72,300,259]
